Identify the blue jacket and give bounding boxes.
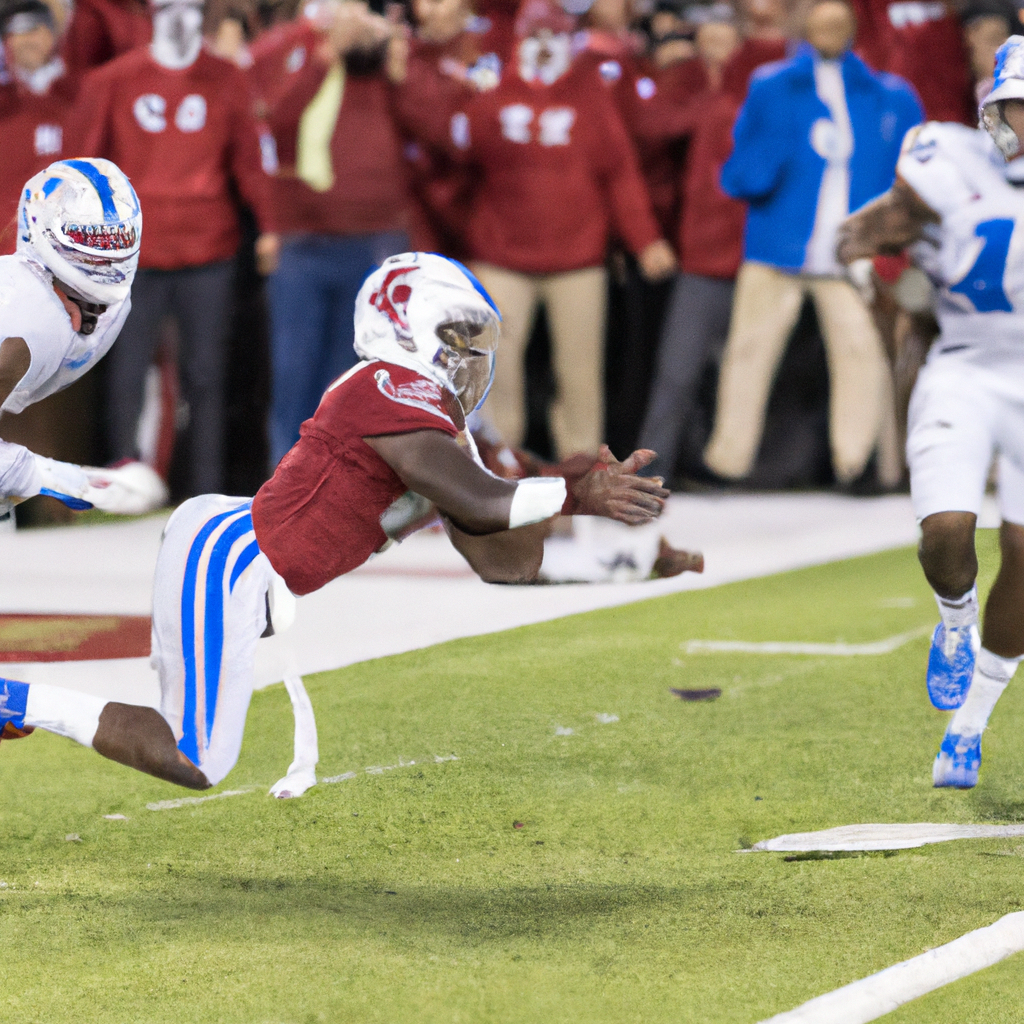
[721,44,923,271]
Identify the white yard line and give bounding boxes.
[685,626,932,657]
[146,788,256,811]
[748,822,1024,852]
[758,912,1024,1024]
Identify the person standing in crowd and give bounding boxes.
[74,0,279,496]
[851,0,973,123]
[250,0,411,468]
[702,0,922,487]
[637,6,785,482]
[390,0,500,257]
[60,0,150,77]
[0,0,77,251]
[452,0,675,460]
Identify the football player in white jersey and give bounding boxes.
[0,158,166,519]
[837,36,1024,788]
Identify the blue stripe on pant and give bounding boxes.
[178,502,257,766]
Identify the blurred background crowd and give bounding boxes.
[0,0,1019,522]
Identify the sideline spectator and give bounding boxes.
[963,0,1020,100]
[703,0,922,486]
[390,0,496,256]
[850,0,972,122]
[250,1,410,467]
[75,0,278,495]
[453,0,675,458]
[0,0,77,251]
[61,0,150,77]
[637,9,785,481]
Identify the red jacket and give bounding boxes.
[0,72,77,253]
[393,34,483,255]
[250,20,409,238]
[851,0,972,123]
[61,0,150,78]
[74,47,275,270]
[669,40,786,278]
[578,36,702,239]
[454,61,663,273]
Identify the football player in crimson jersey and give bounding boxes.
[0,254,669,797]
[836,36,1024,788]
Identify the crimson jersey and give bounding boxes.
[73,47,275,269]
[251,361,465,596]
[60,0,151,78]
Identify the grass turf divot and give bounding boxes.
[2,534,1024,1023]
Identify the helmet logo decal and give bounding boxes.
[59,159,123,223]
[369,266,417,339]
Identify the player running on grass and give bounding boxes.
[837,37,1024,787]
[0,159,167,525]
[0,253,670,793]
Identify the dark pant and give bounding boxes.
[266,230,407,467]
[106,260,235,496]
[637,273,735,480]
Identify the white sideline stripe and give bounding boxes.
[750,822,1024,852]
[146,788,255,811]
[684,626,931,657]
[757,911,1024,1024]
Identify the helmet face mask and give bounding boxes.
[18,158,142,308]
[434,317,499,413]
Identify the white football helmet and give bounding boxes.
[353,253,502,414]
[17,158,142,306]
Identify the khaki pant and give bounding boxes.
[704,261,890,484]
[471,263,607,458]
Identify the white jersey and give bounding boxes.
[898,121,1024,383]
[0,252,130,414]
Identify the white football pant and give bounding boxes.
[907,358,1024,525]
[151,494,275,786]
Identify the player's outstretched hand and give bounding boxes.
[82,461,169,515]
[571,444,670,525]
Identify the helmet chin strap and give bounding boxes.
[53,281,107,335]
[151,3,204,69]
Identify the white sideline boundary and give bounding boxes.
[684,626,931,657]
[748,822,1024,852]
[758,912,1024,1024]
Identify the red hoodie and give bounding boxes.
[74,46,276,269]
[454,60,662,274]
[0,72,77,253]
[61,0,151,77]
[250,20,409,238]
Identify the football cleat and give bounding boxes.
[933,728,981,789]
[926,622,978,710]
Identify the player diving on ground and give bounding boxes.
[0,157,167,527]
[0,253,671,795]
[837,36,1024,788]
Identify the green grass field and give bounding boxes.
[3,533,1024,1023]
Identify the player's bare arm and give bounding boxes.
[365,431,669,535]
[835,178,940,265]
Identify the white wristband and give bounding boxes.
[508,477,567,529]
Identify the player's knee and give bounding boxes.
[919,511,977,596]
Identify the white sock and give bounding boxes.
[24,683,106,748]
[935,586,978,631]
[949,647,1021,736]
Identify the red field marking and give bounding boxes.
[0,614,151,661]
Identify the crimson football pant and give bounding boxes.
[703,261,894,485]
[471,263,606,459]
[105,260,234,496]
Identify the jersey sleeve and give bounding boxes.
[896,122,978,218]
[318,363,462,442]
